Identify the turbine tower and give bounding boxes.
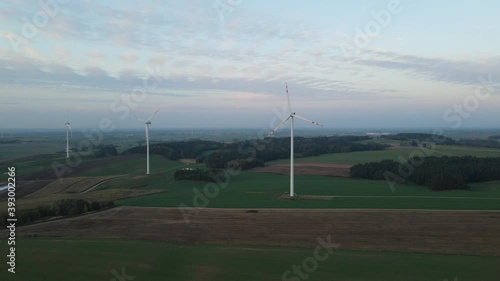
[134,109,159,175]
[268,83,322,197]
[64,112,72,158]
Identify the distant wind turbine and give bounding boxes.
[267,83,322,197]
[64,111,72,158]
[134,109,159,175]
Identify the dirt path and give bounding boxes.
[10,206,500,256]
[81,176,123,193]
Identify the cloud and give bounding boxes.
[86,51,106,61]
[119,52,138,64]
[353,50,500,86]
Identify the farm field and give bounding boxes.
[1,134,499,281]
[0,142,65,160]
[7,207,500,256]
[268,145,500,165]
[4,148,498,211]
[1,238,497,281]
[76,154,190,177]
[0,188,167,211]
[25,176,119,197]
[119,170,500,210]
[9,207,500,256]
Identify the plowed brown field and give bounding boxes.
[11,207,500,256]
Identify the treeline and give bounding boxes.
[383,133,500,149]
[200,150,265,169]
[122,136,387,170]
[199,136,388,169]
[457,139,500,149]
[174,168,225,182]
[382,133,456,144]
[0,199,115,227]
[351,156,500,191]
[489,135,500,140]
[123,140,224,160]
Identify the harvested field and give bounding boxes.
[0,189,167,211]
[251,163,352,177]
[11,207,500,256]
[17,154,142,181]
[27,176,120,197]
[0,180,52,200]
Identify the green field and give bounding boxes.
[3,133,500,280]
[0,152,98,176]
[77,155,193,177]
[6,148,497,211]
[0,142,63,159]
[118,169,500,210]
[0,239,497,281]
[269,145,500,165]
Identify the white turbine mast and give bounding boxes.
[267,83,322,197]
[64,110,72,158]
[134,109,159,175]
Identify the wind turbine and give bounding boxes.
[64,111,72,158]
[267,83,322,197]
[134,109,159,175]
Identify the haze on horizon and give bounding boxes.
[0,0,499,130]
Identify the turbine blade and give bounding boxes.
[267,116,291,137]
[134,114,146,123]
[146,109,160,122]
[293,114,323,127]
[285,82,292,114]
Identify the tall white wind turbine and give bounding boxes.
[268,83,322,197]
[64,111,72,159]
[134,109,159,175]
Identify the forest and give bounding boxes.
[122,136,388,170]
[383,133,500,149]
[351,156,500,190]
[199,136,388,169]
[174,168,226,182]
[122,140,225,160]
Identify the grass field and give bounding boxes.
[269,145,500,165]
[118,170,500,210]
[76,154,193,177]
[0,189,167,211]
[4,144,500,211]
[2,133,500,280]
[0,239,497,281]
[0,154,68,176]
[0,142,64,159]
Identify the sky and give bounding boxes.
[0,0,499,130]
